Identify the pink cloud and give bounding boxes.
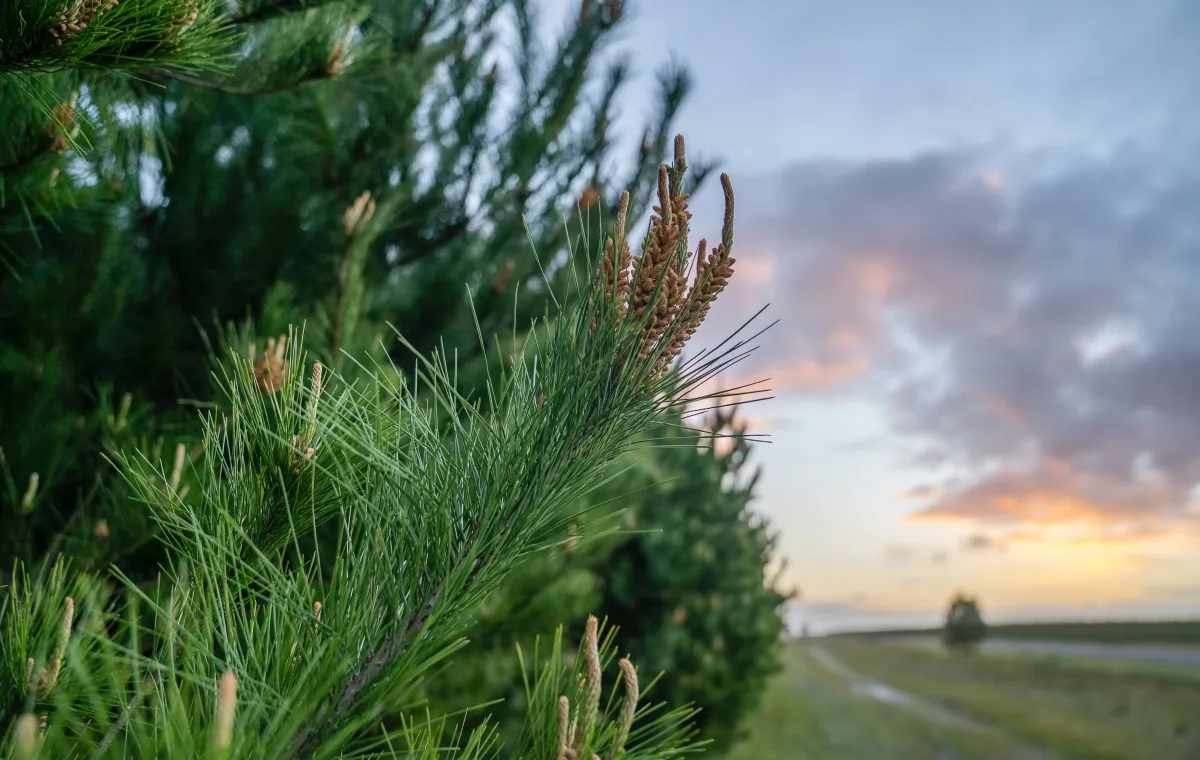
[709,145,1200,542]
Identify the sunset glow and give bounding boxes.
[610,0,1200,632]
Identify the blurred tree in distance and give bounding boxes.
[943,594,988,652]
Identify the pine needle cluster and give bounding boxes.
[0,161,766,756]
[1,0,224,77]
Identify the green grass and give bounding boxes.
[842,620,1200,645]
[725,645,1044,760]
[893,636,1200,681]
[977,621,1200,645]
[729,640,1200,760]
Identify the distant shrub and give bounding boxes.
[943,594,987,652]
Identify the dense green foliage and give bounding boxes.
[1,0,694,575]
[589,409,788,749]
[1,0,786,753]
[0,231,754,755]
[429,408,789,751]
[1,0,227,77]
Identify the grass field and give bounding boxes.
[841,620,1200,645]
[727,640,1200,759]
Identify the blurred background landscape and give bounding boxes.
[583,1,1200,756]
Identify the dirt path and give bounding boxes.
[809,646,1061,760]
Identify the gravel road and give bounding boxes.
[886,635,1200,668]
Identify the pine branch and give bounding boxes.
[0,0,229,78]
[286,518,487,757]
[155,68,335,96]
[228,0,343,26]
[0,142,54,177]
[330,236,355,359]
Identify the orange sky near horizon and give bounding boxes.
[737,391,1200,632]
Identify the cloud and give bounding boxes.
[884,544,917,563]
[917,463,1177,526]
[963,533,1005,552]
[721,133,1200,535]
[896,484,938,500]
[886,543,953,565]
[765,359,868,392]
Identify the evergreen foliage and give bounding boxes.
[1,0,697,575]
[942,594,987,652]
[1,0,226,78]
[428,406,789,752]
[594,408,788,751]
[0,166,766,755]
[2,0,786,752]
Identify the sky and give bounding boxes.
[537,0,1200,633]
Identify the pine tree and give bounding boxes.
[3,1,785,749]
[593,407,790,751]
[426,406,790,752]
[1,155,762,757]
[1,0,698,576]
